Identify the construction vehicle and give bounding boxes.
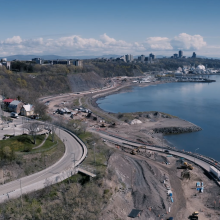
[130,146,146,155]
[181,162,193,170]
[192,211,199,216]
[190,211,199,219]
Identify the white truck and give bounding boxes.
[11,112,19,118]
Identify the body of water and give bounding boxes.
[97,75,220,161]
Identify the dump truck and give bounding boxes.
[181,162,193,170]
[130,146,146,155]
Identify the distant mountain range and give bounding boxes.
[0,54,120,61]
[0,54,219,61]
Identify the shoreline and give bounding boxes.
[86,80,202,151]
[91,80,164,113]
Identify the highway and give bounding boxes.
[92,129,220,183]
[0,120,87,202]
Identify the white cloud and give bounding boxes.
[145,37,172,50]
[170,33,206,50]
[0,33,212,56]
[3,36,22,44]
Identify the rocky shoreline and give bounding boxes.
[153,125,202,134]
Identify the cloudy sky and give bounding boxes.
[1,0,220,57]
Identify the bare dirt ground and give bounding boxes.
[100,144,220,220]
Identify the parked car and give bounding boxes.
[11,112,19,118]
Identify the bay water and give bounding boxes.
[97,75,220,161]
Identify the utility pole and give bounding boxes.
[194,148,199,163]
[93,143,96,166]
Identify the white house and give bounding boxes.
[20,104,34,116]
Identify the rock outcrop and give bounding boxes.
[153,126,202,134]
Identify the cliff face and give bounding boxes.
[153,125,202,134]
[67,71,104,92]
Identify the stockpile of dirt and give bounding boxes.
[68,71,104,92]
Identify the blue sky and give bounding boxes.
[1,0,220,57]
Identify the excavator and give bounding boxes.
[181,162,193,170]
[130,146,146,155]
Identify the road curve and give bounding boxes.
[93,129,220,184]
[0,127,87,203]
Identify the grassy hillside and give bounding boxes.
[0,132,114,220]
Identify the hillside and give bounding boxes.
[68,71,104,92]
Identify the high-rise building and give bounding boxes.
[125,54,133,62]
[192,52,196,58]
[179,50,183,58]
[138,55,145,62]
[149,53,156,60]
[125,54,130,62]
[173,53,178,58]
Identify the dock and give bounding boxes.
[177,78,216,83]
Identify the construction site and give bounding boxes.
[43,78,220,219]
[99,142,220,220]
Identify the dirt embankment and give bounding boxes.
[100,153,175,220]
[101,149,220,220]
[68,71,104,92]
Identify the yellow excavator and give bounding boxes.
[130,146,146,155]
[181,162,193,170]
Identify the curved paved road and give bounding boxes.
[93,129,220,184]
[0,126,87,202]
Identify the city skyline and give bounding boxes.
[0,0,220,57]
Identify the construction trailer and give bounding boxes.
[210,166,220,180]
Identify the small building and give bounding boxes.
[3,98,14,110]
[52,60,70,65]
[0,61,11,70]
[32,58,42,64]
[20,104,34,116]
[74,60,83,67]
[8,100,23,113]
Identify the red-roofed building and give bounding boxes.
[3,99,14,104]
[3,99,14,110]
